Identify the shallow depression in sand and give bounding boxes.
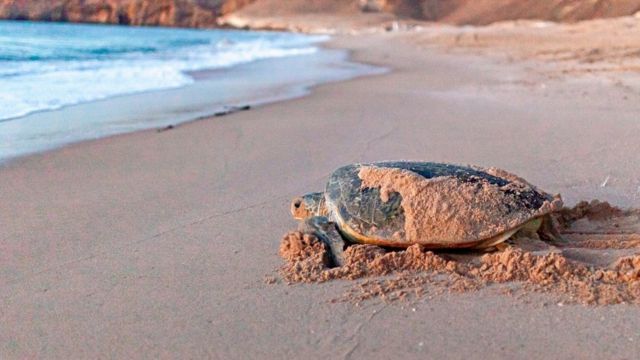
[276,201,640,305]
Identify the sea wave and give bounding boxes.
[0,22,327,121]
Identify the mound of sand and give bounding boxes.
[277,201,640,305]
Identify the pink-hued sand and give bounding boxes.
[2,21,640,358]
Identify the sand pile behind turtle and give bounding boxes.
[277,200,640,305]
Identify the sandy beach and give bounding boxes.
[2,23,640,358]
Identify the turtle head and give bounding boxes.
[291,192,328,220]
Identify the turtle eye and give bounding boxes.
[294,200,302,209]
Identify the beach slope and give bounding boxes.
[1,29,640,358]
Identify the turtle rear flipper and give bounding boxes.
[504,215,566,252]
[537,214,567,245]
[299,216,346,267]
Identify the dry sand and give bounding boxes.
[416,14,640,95]
[2,21,640,358]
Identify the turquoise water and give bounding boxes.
[0,21,326,121]
[0,21,380,162]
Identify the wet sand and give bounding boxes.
[0,46,376,163]
[2,29,640,358]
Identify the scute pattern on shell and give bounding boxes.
[325,162,562,247]
[326,164,407,242]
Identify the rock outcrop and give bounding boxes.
[0,0,255,27]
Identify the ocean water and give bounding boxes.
[0,21,324,121]
[0,21,379,162]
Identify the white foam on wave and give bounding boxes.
[0,35,324,121]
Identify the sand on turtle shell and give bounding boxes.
[356,165,562,245]
[277,200,640,305]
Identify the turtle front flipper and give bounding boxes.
[299,216,346,267]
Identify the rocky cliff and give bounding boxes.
[0,0,255,27]
[2,0,640,27]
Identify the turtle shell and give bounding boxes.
[324,162,562,248]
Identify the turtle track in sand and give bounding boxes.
[276,200,640,306]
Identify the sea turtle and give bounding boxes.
[290,161,564,267]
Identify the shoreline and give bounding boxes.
[0,38,381,165]
[2,28,640,358]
